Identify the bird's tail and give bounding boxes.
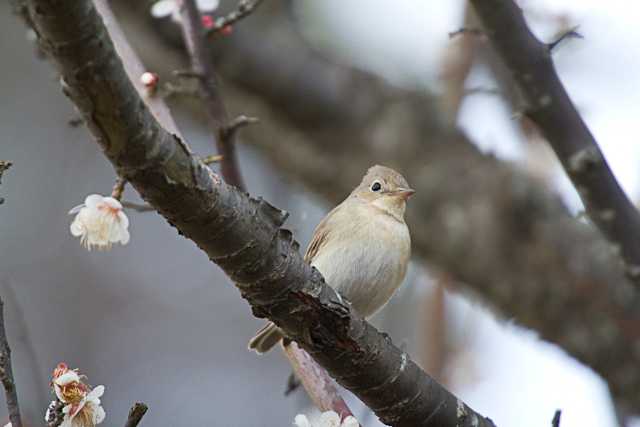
[248,322,283,354]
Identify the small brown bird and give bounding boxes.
[249,165,414,353]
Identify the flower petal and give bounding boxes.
[341,416,359,427]
[55,370,81,386]
[150,0,176,18]
[68,204,85,215]
[84,194,105,209]
[93,404,106,424]
[319,411,341,427]
[102,197,123,210]
[293,414,312,427]
[196,0,219,11]
[87,385,105,401]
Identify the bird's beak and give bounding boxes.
[394,188,415,200]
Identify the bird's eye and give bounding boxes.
[371,181,382,192]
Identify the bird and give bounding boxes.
[248,165,414,354]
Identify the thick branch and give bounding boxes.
[180,1,353,416]
[0,298,22,427]
[469,0,640,285]
[111,4,640,409]
[179,0,245,189]
[24,1,495,426]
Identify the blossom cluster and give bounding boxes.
[45,363,106,427]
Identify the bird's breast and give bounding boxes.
[311,209,410,318]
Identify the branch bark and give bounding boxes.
[0,161,11,206]
[107,3,640,410]
[23,1,495,426]
[0,297,22,427]
[124,402,148,427]
[469,0,640,286]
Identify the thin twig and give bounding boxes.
[0,297,22,427]
[448,27,484,39]
[221,115,259,142]
[111,176,127,200]
[124,402,148,427]
[0,161,11,206]
[547,26,583,52]
[470,0,640,287]
[551,409,561,427]
[283,342,359,424]
[121,201,155,213]
[201,154,223,164]
[205,0,265,37]
[0,161,11,182]
[180,0,246,190]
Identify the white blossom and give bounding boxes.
[293,411,359,427]
[60,385,106,427]
[151,0,219,22]
[69,194,130,250]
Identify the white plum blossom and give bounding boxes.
[49,363,106,427]
[151,0,219,23]
[293,411,359,427]
[60,385,106,427]
[69,194,130,250]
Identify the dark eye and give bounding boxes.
[371,181,382,192]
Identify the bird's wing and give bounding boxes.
[304,204,341,263]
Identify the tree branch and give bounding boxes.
[23,1,495,426]
[109,3,640,409]
[205,0,265,37]
[0,161,11,206]
[282,342,357,422]
[179,0,355,417]
[469,0,640,286]
[0,297,22,427]
[124,402,148,427]
[179,0,245,189]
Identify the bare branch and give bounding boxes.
[547,27,583,52]
[22,1,496,425]
[282,342,358,423]
[0,161,11,206]
[221,115,259,142]
[124,402,148,427]
[180,0,246,190]
[448,27,484,39]
[0,297,22,427]
[205,0,265,37]
[470,0,640,288]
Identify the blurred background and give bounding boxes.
[1,0,639,426]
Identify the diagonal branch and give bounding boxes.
[23,1,495,426]
[0,297,22,427]
[179,0,245,189]
[469,0,640,286]
[180,0,355,418]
